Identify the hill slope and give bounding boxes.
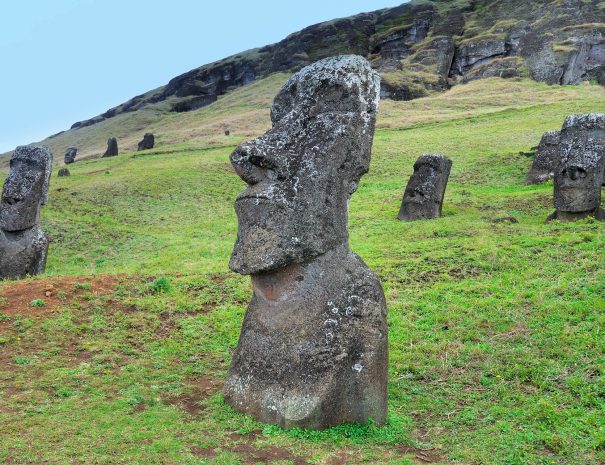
[1,78,604,464]
[5,0,603,162]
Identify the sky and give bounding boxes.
[0,0,406,153]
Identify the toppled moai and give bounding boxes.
[224,55,388,429]
[526,131,560,184]
[0,145,52,279]
[137,133,155,151]
[547,114,605,222]
[58,168,70,177]
[64,146,77,164]
[103,137,118,157]
[398,154,452,221]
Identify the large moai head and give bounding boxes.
[0,145,52,232]
[103,137,118,157]
[229,55,380,275]
[398,154,452,221]
[553,114,605,214]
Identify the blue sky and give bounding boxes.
[0,0,406,153]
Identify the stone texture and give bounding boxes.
[0,145,52,279]
[224,55,387,429]
[64,146,77,164]
[137,133,155,151]
[103,137,118,157]
[526,130,561,184]
[548,113,605,221]
[58,168,70,177]
[398,154,452,221]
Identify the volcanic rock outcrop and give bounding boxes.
[137,133,155,151]
[398,154,452,221]
[548,113,605,221]
[64,146,77,164]
[68,0,605,131]
[223,55,388,429]
[103,138,118,158]
[0,145,52,279]
[526,131,561,184]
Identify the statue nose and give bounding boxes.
[230,143,268,186]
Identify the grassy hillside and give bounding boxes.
[1,77,605,465]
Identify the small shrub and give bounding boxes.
[73,282,91,291]
[147,277,171,294]
[29,299,45,308]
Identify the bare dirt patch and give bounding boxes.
[0,275,122,318]
[163,375,223,416]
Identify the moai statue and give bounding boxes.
[64,146,77,164]
[223,56,388,429]
[548,113,605,221]
[137,133,155,151]
[0,145,52,279]
[103,137,118,157]
[398,154,452,221]
[526,131,560,184]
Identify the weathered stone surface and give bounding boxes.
[451,37,508,77]
[526,130,561,184]
[0,145,52,232]
[548,113,605,221]
[137,133,155,151]
[0,228,49,279]
[398,154,452,221]
[58,168,70,177]
[0,145,52,279]
[64,146,77,164]
[224,55,387,429]
[103,137,118,158]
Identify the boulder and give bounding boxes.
[58,168,70,177]
[137,133,155,151]
[398,154,452,221]
[224,55,387,429]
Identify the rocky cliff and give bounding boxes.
[70,0,605,130]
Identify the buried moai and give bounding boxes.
[137,133,155,151]
[0,145,52,279]
[64,146,77,164]
[223,56,388,429]
[398,154,452,221]
[548,113,605,222]
[526,131,560,185]
[103,137,118,157]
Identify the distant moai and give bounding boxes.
[137,133,155,151]
[547,114,605,222]
[0,145,52,279]
[58,168,70,177]
[103,137,118,157]
[64,146,77,164]
[526,131,560,184]
[398,154,452,221]
[223,56,388,429]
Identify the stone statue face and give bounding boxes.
[229,56,380,275]
[554,114,605,213]
[0,145,52,232]
[398,154,452,220]
[404,156,448,205]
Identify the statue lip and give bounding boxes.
[2,197,20,206]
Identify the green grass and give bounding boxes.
[0,77,604,464]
